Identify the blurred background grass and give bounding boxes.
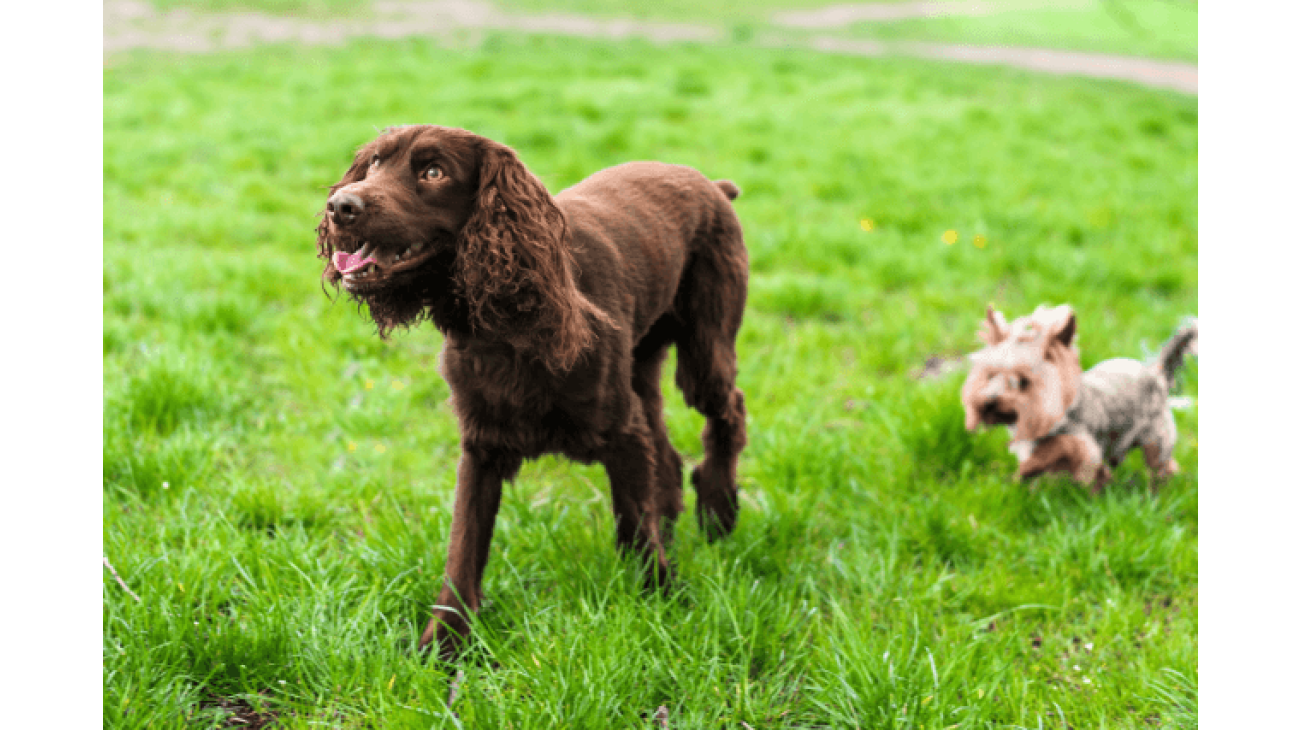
[104,2,1197,728]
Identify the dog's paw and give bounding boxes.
[641,556,677,595]
[691,465,739,541]
[420,607,472,663]
[1084,463,1113,496]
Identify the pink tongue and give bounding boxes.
[333,250,376,275]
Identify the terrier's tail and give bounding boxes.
[1154,318,1198,386]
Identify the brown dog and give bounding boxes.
[315,125,749,658]
[961,305,1196,492]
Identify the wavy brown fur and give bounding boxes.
[455,140,603,372]
[315,125,750,661]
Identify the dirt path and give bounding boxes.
[103,0,719,54]
[771,0,1094,27]
[805,36,1196,93]
[103,0,1197,94]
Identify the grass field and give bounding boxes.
[103,30,1197,730]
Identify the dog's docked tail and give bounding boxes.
[714,180,741,201]
[1154,318,1198,385]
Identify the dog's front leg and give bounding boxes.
[420,445,521,661]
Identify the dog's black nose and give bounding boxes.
[327,191,365,225]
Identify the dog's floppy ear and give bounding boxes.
[978,306,1009,346]
[455,137,603,371]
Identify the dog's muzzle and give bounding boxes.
[979,400,1018,426]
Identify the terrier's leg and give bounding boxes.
[1142,411,1181,493]
[1017,434,1106,494]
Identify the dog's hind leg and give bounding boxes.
[1141,411,1180,492]
[689,388,747,540]
[631,338,685,547]
[601,407,675,590]
[674,212,749,540]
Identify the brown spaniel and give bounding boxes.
[316,125,750,659]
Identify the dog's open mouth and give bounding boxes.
[981,404,1018,426]
[332,240,436,288]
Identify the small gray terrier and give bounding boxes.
[961,305,1197,492]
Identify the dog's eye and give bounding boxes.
[423,166,443,180]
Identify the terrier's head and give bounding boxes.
[961,305,1083,442]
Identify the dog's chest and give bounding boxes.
[1008,437,1035,463]
[441,341,614,458]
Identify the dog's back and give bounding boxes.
[1073,322,1198,466]
[555,161,747,343]
[556,162,740,255]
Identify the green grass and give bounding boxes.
[841,0,1198,62]
[104,33,1197,728]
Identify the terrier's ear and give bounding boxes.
[978,306,1009,346]
[1043,305,1076,349]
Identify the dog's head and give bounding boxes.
[960,304,1083,441]
[315,125,597,370]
